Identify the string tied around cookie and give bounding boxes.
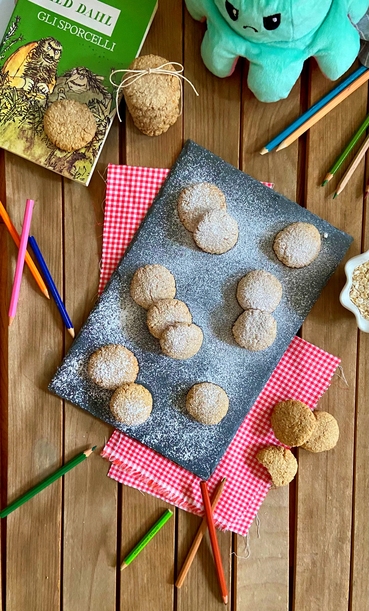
[110,62,199,122]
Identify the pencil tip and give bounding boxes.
[91,445,97,451]
[333,193,338,199]
[68,328,75,338]
[275,142,286,152]
[44,289,51,299]
[321,180,328,187]
[223,595,228,605]
[8,316,14,326]
[259,147,268,155]
[120,563,127,571]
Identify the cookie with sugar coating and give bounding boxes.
[177,182,227,232]
[146,298,192,338]
[186,382,229,425]
[160,322,203,359]
[232,309,277,351]
[130,264,176,309]
[193,209,239,254]
[273,222,321,268]
[88,344,138,390]
[110,383,153,426]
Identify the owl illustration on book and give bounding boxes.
[1,37,62,97]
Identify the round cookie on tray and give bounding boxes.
[130,264,176,309]
[177,182,227,232]
[232,309,277,351]
[110,383,153,426]
[193,209,239,254]
[236,270,282,313]
[186,382,229,425]
[160,322,203,359]
[87,344,139,390]
[273,222,321,268]
[146,298,192,338]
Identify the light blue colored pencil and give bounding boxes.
[260,65,368,154]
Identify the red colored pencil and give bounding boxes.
[200,480,228,605]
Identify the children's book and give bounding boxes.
[0,0,157,185]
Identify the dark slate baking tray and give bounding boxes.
[49,140,353,479]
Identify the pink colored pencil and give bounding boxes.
[8,199,35,325]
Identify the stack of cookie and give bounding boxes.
[256,399,339,487]
[130,264,203,359]
[232,270,282,351]
[87,344,152,426]
[177,182,239,254]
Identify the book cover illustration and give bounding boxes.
[0,0,157,185]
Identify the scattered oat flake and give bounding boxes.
[349,261,369,319]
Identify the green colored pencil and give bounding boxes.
[322,113,369,185]
[121,509,173,570]
[0,446,96,519]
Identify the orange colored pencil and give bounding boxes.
[0,200,49,299]
[176,478,226,588]
[200,480,228,605]
[276,69,369,151]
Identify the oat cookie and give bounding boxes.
[232,309,277,351]
[193,209,239,254]
[236,270,283,312]
[87,344,139,390]
[177,182,227,232]
[256,445,298,487]
[273,222,321,268]
[186,382,229,425]
[44,99,97,151]
[160,322,203,359]
[146,298,192,338]
[110,383,153,426]
[123,55,181,137]
[271,399,316,447]
[130,264,176,309]
[301,410,339,452]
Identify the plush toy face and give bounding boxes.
[214,0,333,43]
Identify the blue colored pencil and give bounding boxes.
[29,236,75,338]
[260,65,368,154]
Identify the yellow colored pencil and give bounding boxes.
[276,70,369,151]
[333,134,369,198]
[0,200,49,299]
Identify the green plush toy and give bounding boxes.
[185,0,369,102]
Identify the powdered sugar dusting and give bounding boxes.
[49,141,352,479]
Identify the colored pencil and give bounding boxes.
[200,480,228,605]
[8,199,35,325]
[0,447,96,518]
[333,133,369,198]
[275,69,369,152]
[364,179,369,201]
[176,477,226,589]
[0,200,49,299]
[120,508,173,570]
[29,236,75,338]
[322,114,369,185]
[260,65,368,154]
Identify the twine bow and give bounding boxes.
[110,62,199,122]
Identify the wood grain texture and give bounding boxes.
[119,3,180,611]
[296,62,365,611]
[236,62,301,611]
[4,155,63,611]
[350,196,369,611]
[61,124,120,611]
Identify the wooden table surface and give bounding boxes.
[1,2,369,610]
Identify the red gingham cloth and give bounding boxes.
[99,164,340,535]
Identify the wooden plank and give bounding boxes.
[61,124,120,611]
[295,63,365,611]
[4,155,63,611]
[236,69,301,611]
[350,198,369,611]
[175,9,242,611]
[119,2,181,611]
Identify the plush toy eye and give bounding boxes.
[225,0,239,21]
[263,14,281,30]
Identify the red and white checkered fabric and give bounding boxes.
[99,163,340,535]
[98,164,274,294]
[102,336,339,535]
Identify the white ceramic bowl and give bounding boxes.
[340,249,369,333]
